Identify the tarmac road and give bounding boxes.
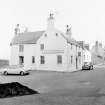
[0,65,105,104]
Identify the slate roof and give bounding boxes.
[60,32,81,47]
[11,31,45,45]
[11,30,83,48]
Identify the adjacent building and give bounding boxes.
[10,14,85,72]
[91,41,105,64]
[84,44,91,63]
[77,41,91,63]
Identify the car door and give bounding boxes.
[13,68,20,74]
[9,68,16,74]
[9,67,18,74]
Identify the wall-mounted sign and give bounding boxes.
[42,50,64,54]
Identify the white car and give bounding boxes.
[0,65,30,76]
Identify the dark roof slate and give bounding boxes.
[11,31,45,45]
[11,30,83,49]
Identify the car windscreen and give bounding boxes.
[84,62,90,65]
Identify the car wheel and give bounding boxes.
[20,71,24,76]
[4,71,8,75]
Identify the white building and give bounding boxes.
[91,41,105,64]
[77,41,91,63]
[84,49,91,62]
[10,14,84,72]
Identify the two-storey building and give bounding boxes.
[10,14,84,72]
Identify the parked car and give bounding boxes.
[0,65,30,75]
[82,62,93,70]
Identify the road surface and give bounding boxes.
[0,64,105,104]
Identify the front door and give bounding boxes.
[19,56,24,65]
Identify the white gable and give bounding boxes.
[37,29,67,51]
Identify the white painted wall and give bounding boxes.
[10,45,19,65]
[84,49,91,62]
[66,43,84,71]
[36,30,67,71]
[10,44,37,70]
[10,31,84,72]
[24,44,37,70]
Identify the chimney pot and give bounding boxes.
[14,24,20,35]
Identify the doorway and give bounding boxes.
[19,56,24,65]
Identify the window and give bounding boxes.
[71,44,72,49]
[76,45,77,51]
[79,58,81,64]
[40,56,45,64]
[32,56,35,63]
[19,56,24,65]
[40,44,44,50]
[57,55,62,64]
[45,34,47,37]
[71,56,73,64]
[19,45,24,52]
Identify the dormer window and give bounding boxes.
[40,56,45,64]
[45,34,47,37]
[71,56,73,64]
[56,33,58,37]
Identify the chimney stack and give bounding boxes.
[14,24,20,35]
[66,24,72,39]
[24,27,28,33]
[47,13,55,30]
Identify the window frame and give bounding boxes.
[57,55,62,64]
[32,56,35,64]
[19,56,24,65]
[56,33,58,37]
[71,56,73,64]
[71,43,73,50]
[19,45,24,52]
[44,34,47,37]
[40,44,44,50]
[40,56,45,64]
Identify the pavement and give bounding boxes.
[94,63,105,68]
[0,65,105,104]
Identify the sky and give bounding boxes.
[0,0,105,59]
